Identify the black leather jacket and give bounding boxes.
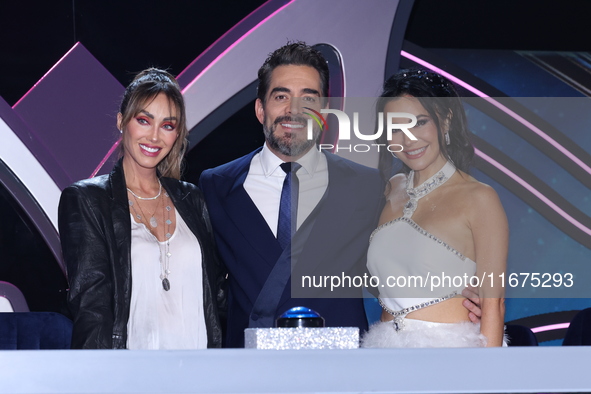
[58,160,225,349]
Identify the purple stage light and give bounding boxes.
[531,322,570,333]
[401,50,591,176]
[476,148,591,236]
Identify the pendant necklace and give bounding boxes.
[160,191,173,291]
[128,183,173,291]
[129,191,162,229]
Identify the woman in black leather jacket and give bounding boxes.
[58,68,224,349]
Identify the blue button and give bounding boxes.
[279,306,320,319]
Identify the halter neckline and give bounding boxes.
[403,161,456,218]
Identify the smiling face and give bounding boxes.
[255,64,324,162]
[385,95,449,183]
[119,92,179,177]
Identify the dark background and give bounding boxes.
[1,0,591,106]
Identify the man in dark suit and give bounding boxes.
[199,42,384,347]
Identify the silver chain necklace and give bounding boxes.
[160,192,173,291]
[128,188,173,291]
[129,192,161,228]
[127,181,162,200]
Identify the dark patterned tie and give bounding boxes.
[277,162,301,249]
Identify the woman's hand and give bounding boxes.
[462,286,482,323]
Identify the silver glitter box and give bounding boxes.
[244,327,359,349]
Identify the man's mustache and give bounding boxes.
[273,115,308,126]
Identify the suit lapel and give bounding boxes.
[276,153,360,308]
[214,150,282,268]
[296,153,358,271]
[251,152,347,319]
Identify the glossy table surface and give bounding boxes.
[0,347,588,393]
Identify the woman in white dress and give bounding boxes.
[363,70,507,347]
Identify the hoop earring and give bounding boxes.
[444,132,450,145]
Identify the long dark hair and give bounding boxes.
[376,69,474,183]
[118,68,188,179]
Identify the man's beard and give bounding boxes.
[263,115,320,157]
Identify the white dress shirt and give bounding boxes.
[243,143,328,236]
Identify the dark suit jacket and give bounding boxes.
[199,148,383,347]
[59,159,224,349]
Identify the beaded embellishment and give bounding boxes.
[392,316,405,332]
[403,161,456,218]
[379,291,458,319]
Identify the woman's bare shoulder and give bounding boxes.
[454,173,504,214]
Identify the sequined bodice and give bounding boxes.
[367,161,476,316]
